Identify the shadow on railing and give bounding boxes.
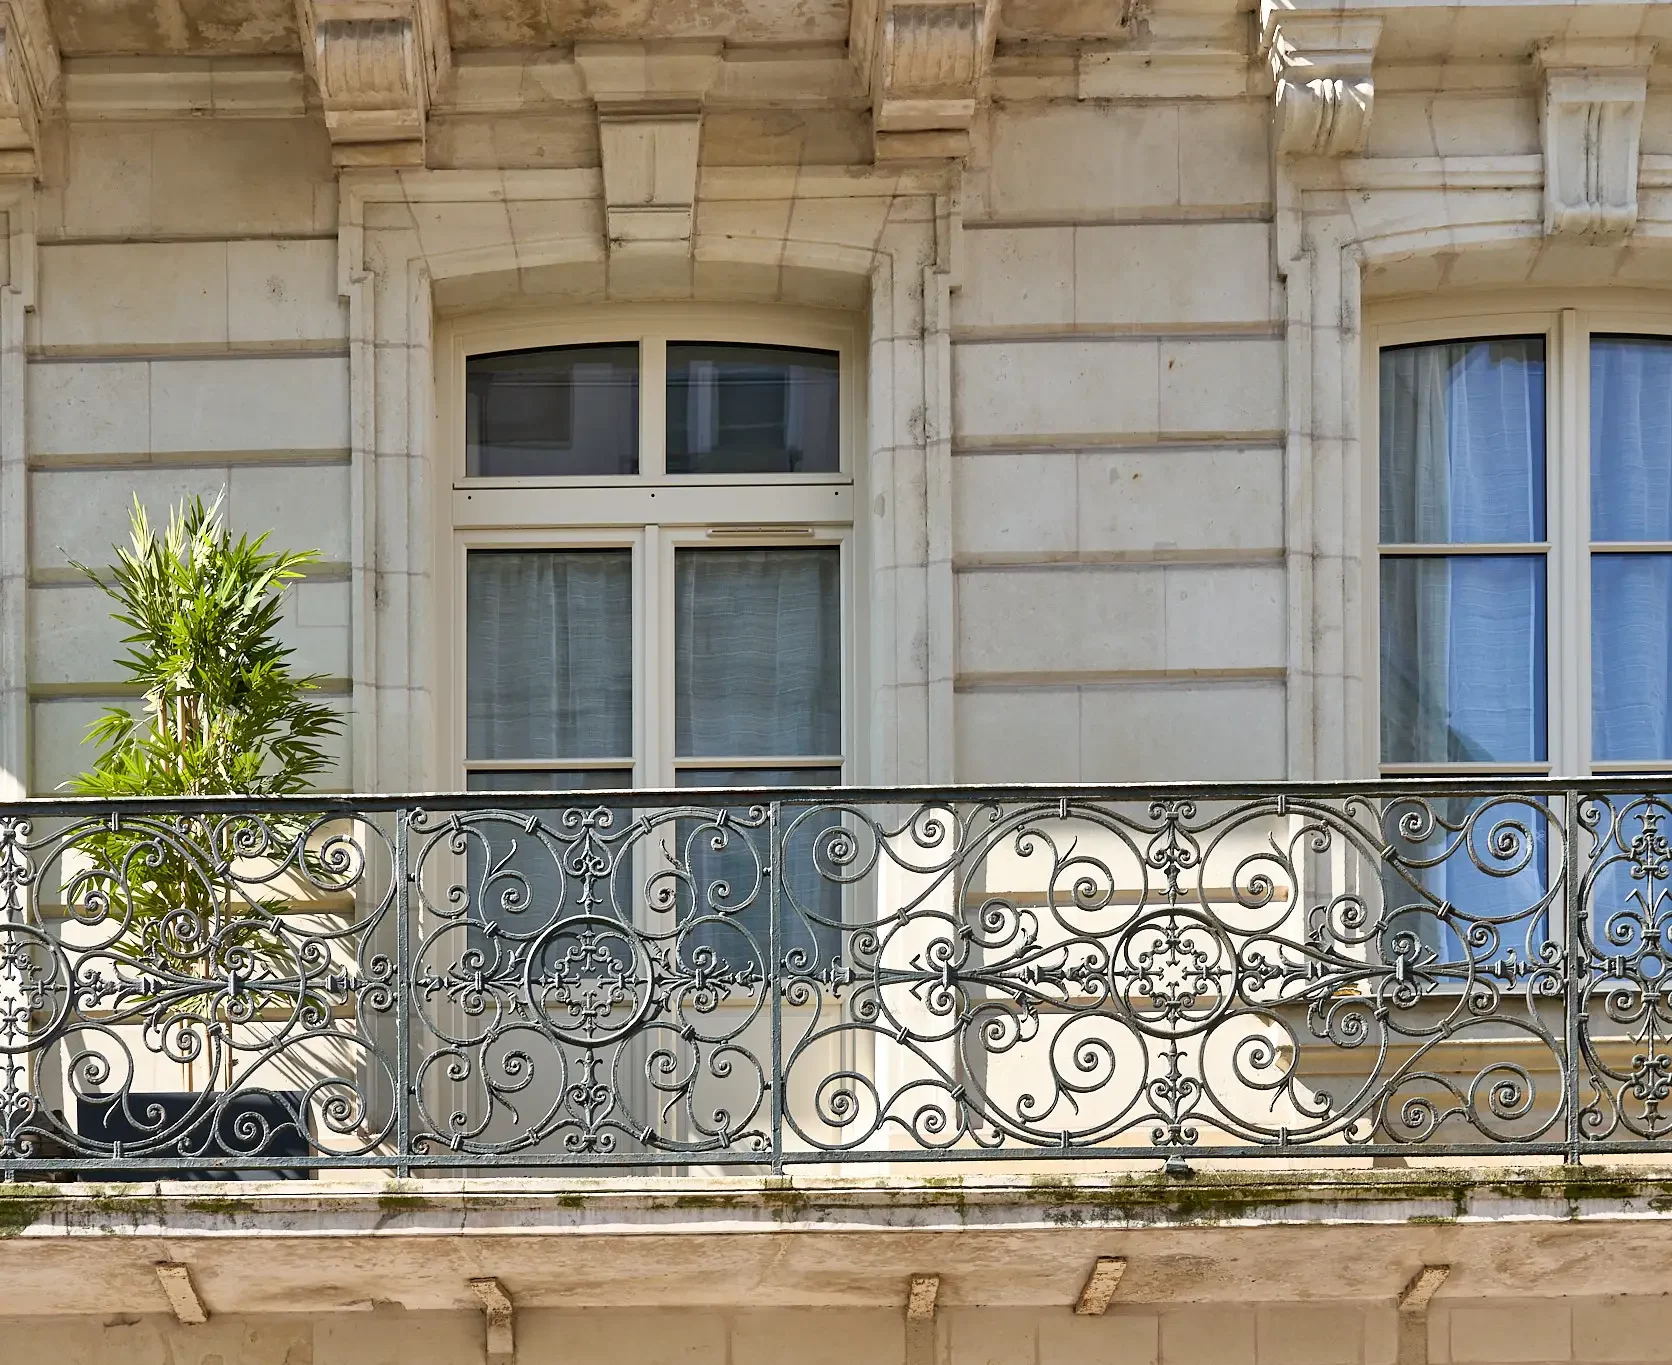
[1,780,1670,1178]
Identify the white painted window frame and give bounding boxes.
[435,303,867,791]
[1364,289,1672,781]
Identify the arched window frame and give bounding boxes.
[434,302,868,792]
[1364,288,1672,781]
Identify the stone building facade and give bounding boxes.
[3,0,1672,1359]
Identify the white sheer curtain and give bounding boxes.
[1591,336,1672,763]
[674,548,841,760]
[674,547,843,963]
[466,550,633,762]
[464,551,634,935]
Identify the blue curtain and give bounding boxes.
[1379,339,1550,961]
[1379,338,1547,768]
[1591,336,1672,764]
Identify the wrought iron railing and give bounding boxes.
[2,780,1671,1177]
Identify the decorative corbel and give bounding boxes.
[1534,39,1655,237]
[297,0,451,167]
[850,0,998,162]
[0,0,60,178]
[1259,9,1381,158]
[469,1278,515,1365]
[574,42,722,256]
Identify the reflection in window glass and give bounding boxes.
[1380,556,1547,765]
[1592,335,1672,542]
[1379,338,1546,545]
[466,550,633,763]
[666,344,839,475]
[466,344,638,477]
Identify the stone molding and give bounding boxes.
[1260,12,1381,158]
[335,165,957,789]
[298,0,451,167]
[0,176,32,802]
[1274,134,1672,781]
[574,42,722,256]
[1534,39,1656,237]
[851,0,998,161]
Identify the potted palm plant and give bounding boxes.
[61,493,342,1178]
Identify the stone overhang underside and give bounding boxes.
[0,1166,1670,1316]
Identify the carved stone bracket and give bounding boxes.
[1535,39,1656,237]
[298,0,450,167]
[0,0,60,177]
[851,0,997,161]
[1259,10,1381,158]
[575,42,722,256]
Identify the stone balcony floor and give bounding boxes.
[1,1165,1671,1317]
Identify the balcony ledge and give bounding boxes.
[3,1165,1672,1316]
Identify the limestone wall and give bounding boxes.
[0,1297,1657,1365]
[23,118,351,794]
[952,96,1283,782]
[13,34,1672,795]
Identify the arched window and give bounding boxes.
[438,305,864,798]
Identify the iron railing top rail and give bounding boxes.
[5,774,1671,817]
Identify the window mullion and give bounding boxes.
[642,523,666,788]
[641,336,668,478]
[1555,309,1588,776]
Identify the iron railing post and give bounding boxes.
[769,797,783,1175]
[395,806,411,1180]
[1565,787,1582,1166]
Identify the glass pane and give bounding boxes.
[1380,337,1545,545]
[1593,553,1672,762]
[466,550,632,762]
[466,344,638,477]
[676,767,842,971]
[1592,335,1672,541]
[464,769,634,937]
[666,343,840,475]
[1380,555,1547,764]
[675,547,841,759]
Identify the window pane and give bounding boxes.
[463,769,633,939]
[466,344,638,477]
[1379,338,1545,545]
[1380,555,1547,764]
[676,767,842,971]
[675,548,841,759]
[1593,553,1672,762]
[666,343,839,475]
[466,550,632,761]
[1592,335,1672,541]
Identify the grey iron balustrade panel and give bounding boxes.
[403,796,775,1165]
[773,792,1569,1161]
[0,807,399,1174]
[1574,793,1672,1146]
[6,783,1672,1173]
